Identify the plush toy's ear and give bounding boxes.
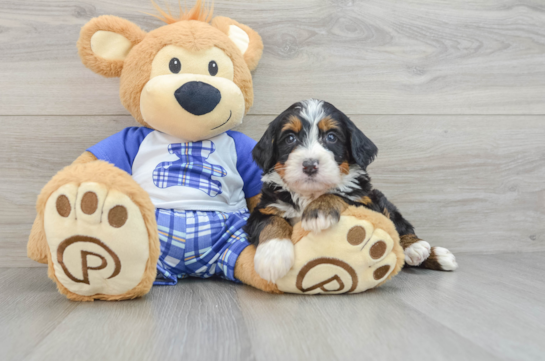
[211,16,264,71]
[77,15,147,78]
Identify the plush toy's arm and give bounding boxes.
[27,151,98,263]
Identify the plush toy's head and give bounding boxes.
[77,1,263,141]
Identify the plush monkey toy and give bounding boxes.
[27,1,404,301]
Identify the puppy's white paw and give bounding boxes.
[302,213,338,233]
[404,240,431,266]
[433,247,458,271]
[254,239,295,283]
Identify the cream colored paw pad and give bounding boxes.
[276,215,398,294]
[44,182,150,296]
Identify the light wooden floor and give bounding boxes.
[1,253,544,361]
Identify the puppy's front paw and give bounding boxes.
[254,239,295,283]
[301,194,346,233]
[404,240,431,266]
[301,210,340,233]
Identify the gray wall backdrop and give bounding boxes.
[1,0,544,267]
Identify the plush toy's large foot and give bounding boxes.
[276,207,404,294]
[37,161,159,301]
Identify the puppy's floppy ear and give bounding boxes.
[77,15,147,78]
[211,16,264,71]
[253,122,277,171]
[344,115,378,170]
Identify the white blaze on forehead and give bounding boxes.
[297,99,325,148]
[298,99,325,125]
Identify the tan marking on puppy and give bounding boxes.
[421,252,443,270]
[339,161,350,175]
[259,217,292,244]
[282,115,303,133]
[317,116,339,132]
[259,207,284,217]
[306,194,349,216]
[399,234,422,250]
[421,247,457,271]
[302,194,350,233]
[246,194,261,212]
[382,208,390,219]
[274,162,286,178]
[360,196,373,206]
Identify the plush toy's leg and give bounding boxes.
[400,234,458,271]
[30,158,159,301]
[276,206,405,294]
[234,245,281,293]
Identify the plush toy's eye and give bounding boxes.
[169,58,181,73]
[325,132,337,144]
[285,134,297,145]
[208,60,218,76]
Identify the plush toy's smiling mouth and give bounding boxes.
[211,110,232,130]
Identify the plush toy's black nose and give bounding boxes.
[174,81,221,116]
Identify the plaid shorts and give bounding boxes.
[154,208,251,285]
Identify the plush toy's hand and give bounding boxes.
[254,238,294,283]
[301,194,347,233]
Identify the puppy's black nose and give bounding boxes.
[302,159,319,176]
[174,81,221,116]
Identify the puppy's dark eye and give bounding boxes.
[208,60,218,76]
[325,133,337,144]
[285,134,297,145]
[169,58,181,73]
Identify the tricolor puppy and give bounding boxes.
[245,99,458,283]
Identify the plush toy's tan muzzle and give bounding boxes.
[140,73,245,141]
